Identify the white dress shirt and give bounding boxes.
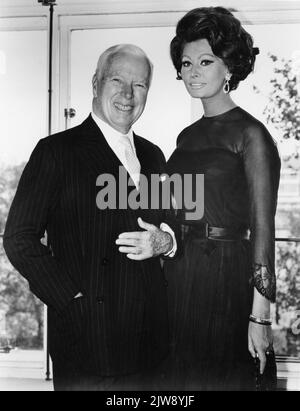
[91,112,138,180]
[91,112,177,257]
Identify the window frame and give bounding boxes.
[0,15,49,381]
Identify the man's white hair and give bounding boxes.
[95,44,154,85]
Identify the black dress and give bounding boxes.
[164,107,281,390]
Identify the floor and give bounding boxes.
[0,349,54,391]
[0,378,53,391]
[1,350,299,391]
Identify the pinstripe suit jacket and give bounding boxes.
[4,115,179,376]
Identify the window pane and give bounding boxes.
[70,26,192,159]
[0,31,48,165]
[222,23,300,358]
[0,30,47,357]
[274,241,300,358]
[228,23,300,239]
[0,236,44,351]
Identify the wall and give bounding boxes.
[2,0,300,17]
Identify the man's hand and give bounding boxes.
[116,217,173,260]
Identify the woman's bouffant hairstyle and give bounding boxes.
[170,7,259,91]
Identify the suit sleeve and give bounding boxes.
[243,124,281,303]
[3,139,79,312]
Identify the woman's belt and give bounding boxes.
[186,223,250,241]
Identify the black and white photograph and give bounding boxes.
[0,0,299,394]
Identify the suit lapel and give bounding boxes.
[74,116,162,183]
[72,116,163,219]
[73,115,124,178]
[134,133,161,181]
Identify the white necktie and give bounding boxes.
[119,135,141,189]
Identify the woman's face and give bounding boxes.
[180,38,229,100]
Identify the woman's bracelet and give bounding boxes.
[249,314,272,326]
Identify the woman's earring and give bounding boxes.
[223,75,231,94]
[176,71,182,80]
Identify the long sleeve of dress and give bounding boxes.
[3,140,79,312]
[243,124,281,303]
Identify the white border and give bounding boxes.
[0,0,300,388]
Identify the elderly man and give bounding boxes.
[4,44,179,391]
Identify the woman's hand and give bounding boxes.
[248,321,273,374]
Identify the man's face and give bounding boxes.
[93,52,151,134]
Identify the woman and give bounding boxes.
[165,7,281,390]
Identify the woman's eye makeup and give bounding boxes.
[200,59,213,66]
[181,59,214,68]
[181,60,192,68]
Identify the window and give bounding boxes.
[0,20,48,379]
[230,22,300,360]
